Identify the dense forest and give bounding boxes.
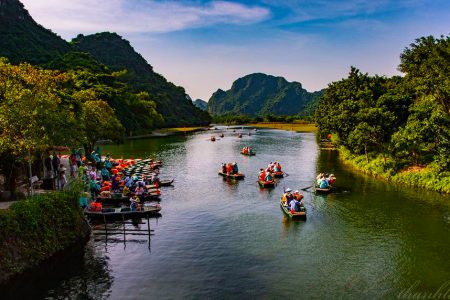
[208,73,323,117]
[0,0,210,134]
[316,35,450,192]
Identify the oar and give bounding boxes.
[301,186,313,191]
[284,172,290,177]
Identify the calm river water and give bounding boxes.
[4,127,450,299]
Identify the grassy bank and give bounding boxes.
[339,147,450,194]
[0,185,90,283]
[250,122,317,132]
[127,127,207,139]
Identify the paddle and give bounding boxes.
[301,186,313,191]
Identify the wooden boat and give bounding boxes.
[315,186,333,194]
[240,151,255,156]
[280,200,306,219]
[85,205,162,221]
[272,171,284,178]
[218,171,245,180]
[258,179,275,188]
[159,179,174,186]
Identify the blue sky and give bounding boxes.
[21,0,450,100]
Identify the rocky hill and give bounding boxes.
[208,73,323,116]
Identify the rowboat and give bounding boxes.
[272,171,284,178]
[258,180,275,188]
[240,151,256,156]
[85,204,162,221]
[159,179,174,186]
[315,186,333,194]
[280,200,306,219]
[218,172,245,180]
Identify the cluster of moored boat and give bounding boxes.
[84,158,173,221]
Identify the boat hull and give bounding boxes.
[218,172,245,180]
[258,180,275,188]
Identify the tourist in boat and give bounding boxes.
[277,162,282,171]
[282,188,293,205]
[329,174,336,186]
[259,169,266,181]
[111,175,120,192]
[319,177,330,189]
[273,162,280,172]
[101,166,110,182]
[232,162,239,174]
[222,163,227,174]
[123,185,131,197]
[316,173,325,185]
[90,179,101,197]
[264,171,273,181]
[125,176,132,188]
[226,163,233,174]
[130,196,141,211]
[294,190,304,206]
[290,198,298,213]
[135,183,145,195]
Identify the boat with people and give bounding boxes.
[258,179,275,188]
[280,188,306,219]
[219,162,244,180]
[315,173,336,194]
[240,146,255,156]
[218,171,245,180]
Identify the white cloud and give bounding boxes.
[20,0,270,37]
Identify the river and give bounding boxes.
[3,127,450,299]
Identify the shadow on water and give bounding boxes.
[0,241,112,300]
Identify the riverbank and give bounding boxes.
[127,127,208,140]
[249,122,317,132]
[0,186,90,283]
[338,147,450,194]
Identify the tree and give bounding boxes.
[399,35,450,115]
[0,59,81,194]
[82,100,124,153]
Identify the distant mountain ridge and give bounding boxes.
[0,0,210,127]
[208,73,323,116]
[193,99,208,111]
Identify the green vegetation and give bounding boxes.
[71,32,211,127]
[208,73,323,117]
[212,114,313,125]
[0,1,211,130]
[0,184,90,282]
[316,35,450,193]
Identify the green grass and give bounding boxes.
[250,122,317,132]
[339,147,450,194]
